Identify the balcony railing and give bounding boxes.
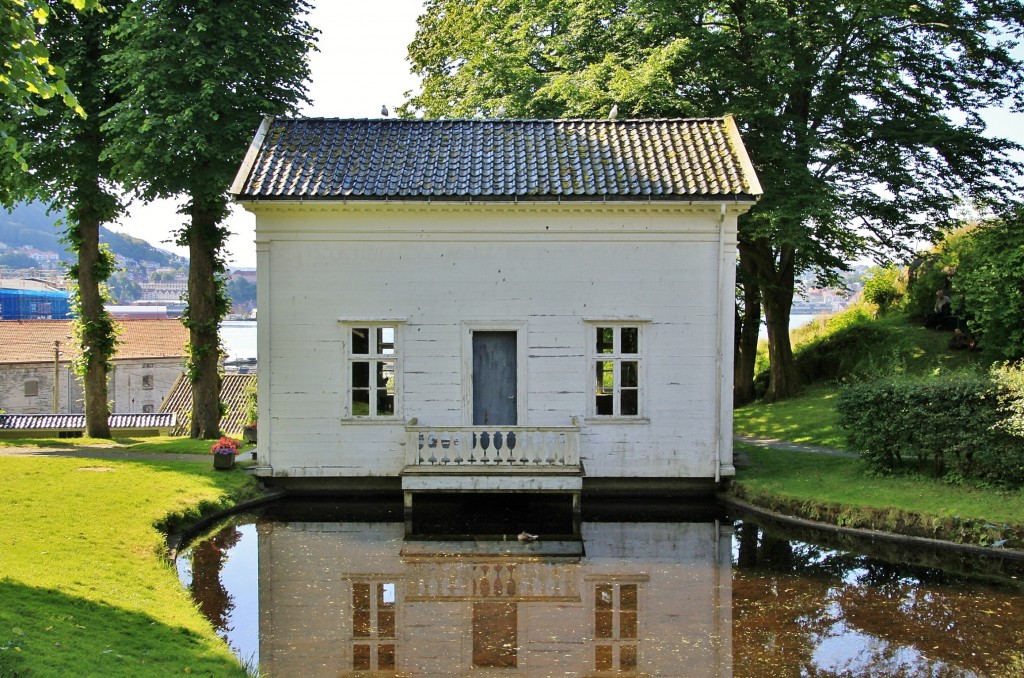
[405,420,580,469]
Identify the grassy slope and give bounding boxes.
[732,307,1024,546]
[0,455,256,677]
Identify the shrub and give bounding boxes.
[991,361,1024,437]
[860,265,906,313]
[955,216,1024,359]
[837,373,1024,487]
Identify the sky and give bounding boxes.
[107,1,1024,269]
[108,0,426,268]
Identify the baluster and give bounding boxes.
[516,430,529,465]
[489,432,501,464]
[453,431,464,465]
[427,433,438,464]
[440,431,451,464]
[479,430,491,464]
[553,432,564,464]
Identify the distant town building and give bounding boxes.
[0,280,71,320]
[0,318,188,415]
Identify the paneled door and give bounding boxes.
[472,331,517,426]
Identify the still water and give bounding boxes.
[177,502,1024,677]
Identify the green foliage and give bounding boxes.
[859,265,905,313]
[955,215,1024,359]
[226,275,256,307]
[991,361,1024,437]
[68,243,120,378]
[837,374,1024,487]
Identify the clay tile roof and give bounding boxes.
[231,116,762,202]
[161,372,255,436]
[0,319,188,365]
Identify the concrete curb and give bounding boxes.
[166,489,288,561]
[719,493,1024,563]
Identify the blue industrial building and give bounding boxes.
[0,288,72,320]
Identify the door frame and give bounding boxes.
[461,321,528,426]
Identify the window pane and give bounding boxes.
[621,390,638,416]
[595,645,613,670]
[353,644,370,670]
[620,610,638,638]
[376,361,394,388]
[621,361,638,387]
[352,328,369,354]
[595,609,614,638]
[377,327,395,355]
[378,644,396,670]
[352,362,370,388]
[353,583,370,609]
[596,361,614,392]
[353,609,371,637]
[596,327,614,353]
[621,326,639,353]
[596,584,613,608]
[352,390,370,415]
[620,585,637,610]
[620,643,638,670]
[379,582,395,607]
[378,610,395,638]
[377,394,395,416]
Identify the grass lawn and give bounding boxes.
[733,445,1024,546]
[0,453,257,677]
[0,436,239,455]
[733,384,846,448]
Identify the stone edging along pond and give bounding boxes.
[161,480,1024,571]
[719,492,1024,565]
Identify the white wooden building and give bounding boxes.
[230,117,761,507]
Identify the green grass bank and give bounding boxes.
[0,452,257,677]
[732,305,1024,549]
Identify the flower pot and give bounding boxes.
[213,452,235,470]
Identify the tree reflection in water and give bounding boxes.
[733,521,1024,677]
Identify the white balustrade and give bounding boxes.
[405,561,581,601]
[405,421,580,468]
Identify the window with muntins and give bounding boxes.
[351,581,397,671]
[347,325,399,417]
[592,325,641,417]
[594,582,640,673]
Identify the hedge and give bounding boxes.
[837,374,1024,487]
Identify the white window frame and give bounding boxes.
[340,320,405,421]
[586,321,648,422]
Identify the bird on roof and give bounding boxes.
[517,531,539,543]
[381,104,389,117]
[608,104,618,119]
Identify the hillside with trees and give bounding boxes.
[0,201,185,269]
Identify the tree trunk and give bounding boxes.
[748,239,799,401]
[185,207,224,439]
[73,210,113,438]
[733,244,761,406]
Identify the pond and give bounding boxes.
[176,500,1024,677]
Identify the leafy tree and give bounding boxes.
[226,276,256,309]
[104,0,316,438]
[0,0,97,188]
[956,212,1024,359]
[11,0,128,438]
[405,0,1024,401]
[108,270,141,303]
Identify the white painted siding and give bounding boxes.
[249,202,746,480]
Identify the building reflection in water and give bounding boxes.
[253,519,733,677]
